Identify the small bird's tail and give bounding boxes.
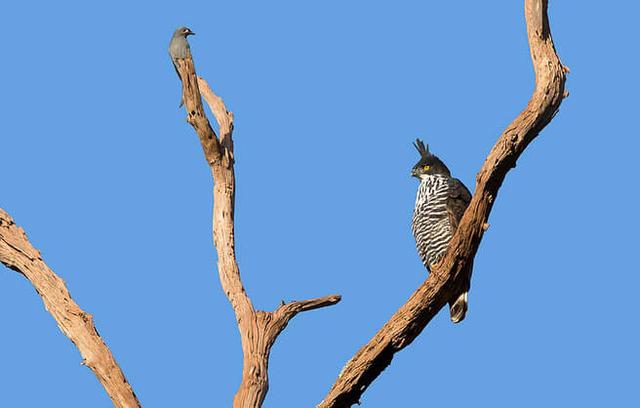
[449,291,468,323]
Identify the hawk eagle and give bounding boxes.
[411,139,473,323]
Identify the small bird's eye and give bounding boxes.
[423,165,430,171]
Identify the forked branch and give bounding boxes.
[317,1,567,407]
[175,44,341,407]
[0,2,564,406]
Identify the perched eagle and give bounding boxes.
[411,139,473,323]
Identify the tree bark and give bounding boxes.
[317,1,567,407]
[174,51,341,407]
[0,1,565,406]
[0,209,141,408]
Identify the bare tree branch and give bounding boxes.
[1,2,565,405]
[317,1,568,407]
[0,209,140,408]
[272,295,343,330]
[198,76,234,154]
[175,44,341,408]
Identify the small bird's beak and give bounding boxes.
[187,31,195,36]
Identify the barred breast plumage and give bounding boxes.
[410,139,473,322]
[412,174,454,268]
[411,172,472,323]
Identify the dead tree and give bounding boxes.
[0,208,141,408]
[317,0,567,405]
[0,0,566,407]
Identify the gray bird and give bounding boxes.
[169,26,195,106]
[411,139,473,323]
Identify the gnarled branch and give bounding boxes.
[0,209,140,408]
[175,44,341,408]
[317,1,567,407]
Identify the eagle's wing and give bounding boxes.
[446,177,473,323]
[447,178,472,232]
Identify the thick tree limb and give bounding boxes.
[0,209,140,408]
[175,47,341,407]
[317,1,567,407]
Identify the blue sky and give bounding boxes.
[1,1,638,407]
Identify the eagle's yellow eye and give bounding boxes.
[423,165,430,171]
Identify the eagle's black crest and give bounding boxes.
[413,138,430,158]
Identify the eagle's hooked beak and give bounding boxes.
[411,168,419,178]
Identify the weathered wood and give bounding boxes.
[0,209,141,408]
[317,1,567,407]
[176,46,341,408]
[0,2,565,405]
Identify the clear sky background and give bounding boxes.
[1,1,638,407]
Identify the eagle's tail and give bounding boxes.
[449,291,468,323]
[449,261,472,323]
